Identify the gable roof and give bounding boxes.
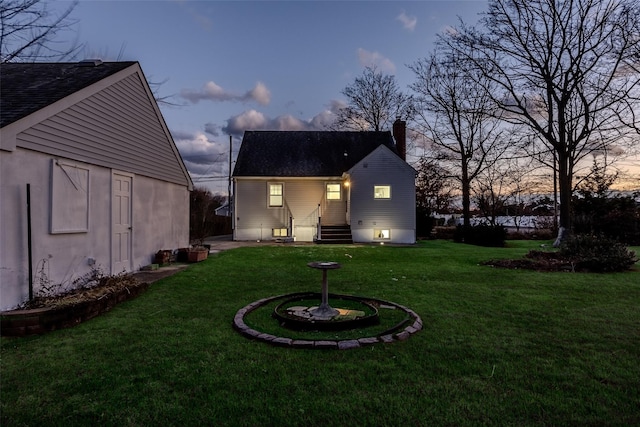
[0,61,192,189]
[233,131,400,177]
[0,61,136,128]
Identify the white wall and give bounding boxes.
[0,149,189,310]
[348,147,416,244]
[234,178,340,242]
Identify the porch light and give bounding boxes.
[343,180,350,188]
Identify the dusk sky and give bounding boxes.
[50,0,638,194]
[49,0,488,193]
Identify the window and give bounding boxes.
[374,229,391,240]
[268,183,283,207]
[272,228,288,237]
[326,183,341,200]
[374,185,391,199]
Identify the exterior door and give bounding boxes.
[112,172,133,274]
[323,182,347,225]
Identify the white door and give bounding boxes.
[112,173,133,274]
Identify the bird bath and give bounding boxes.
[306,261,341,319]
[272,261,380,331]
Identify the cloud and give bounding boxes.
[204,122,220,137]
[397,10,417,31]
[180,81,271,105]
[172,129,227,176]
[357,48,396,74]
[222,106,339,137]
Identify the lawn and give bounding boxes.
[2,240,639,426]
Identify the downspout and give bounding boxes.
[27,184,33,301]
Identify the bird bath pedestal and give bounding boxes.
[307,261,341,320]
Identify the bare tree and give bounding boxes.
[333,66,414,131]
[474,157,541,230]
[415,157,454,215]
[1,0,83,63]
[410,43,508,228]
[444,0,640,244]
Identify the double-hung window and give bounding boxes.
[268,183,283,207]
[326,183,341,200]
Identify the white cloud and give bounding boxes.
[397,10,417,31]
[247,82,271,105]
[172,129,226,176]
[357,48,396,74]
[222,106,339,137]
[180,81,271,105]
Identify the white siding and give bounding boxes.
[348,146,416,244]
[14,73,189,187]
[234,177,344,241]
[0,149,189,310]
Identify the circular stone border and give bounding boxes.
[232,292,423,350]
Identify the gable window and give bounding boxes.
[326,183,341,200]
[268,183,283,207]
[374,185,391,199]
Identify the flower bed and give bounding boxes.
[1,282,150,337]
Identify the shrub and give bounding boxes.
[454,224,506,247]
[560,234,638,273]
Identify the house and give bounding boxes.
[0,61,192,310]
[215,203,230,217]
[232,120,416,244]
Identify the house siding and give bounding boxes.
[234,178,343,241]
[0,148,189,310]
[348,146,416,244]
[14,73,189,187]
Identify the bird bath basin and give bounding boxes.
[272,261,380,331]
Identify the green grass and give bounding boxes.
[2,240,639,426]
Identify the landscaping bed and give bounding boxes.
[1,276,149,337]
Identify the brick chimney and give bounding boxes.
[392,117,406,161]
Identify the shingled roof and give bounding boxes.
[0,61,136,128]
[233,131,399,177]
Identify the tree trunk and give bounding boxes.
[461,169,471,228]
[553,153,572,247]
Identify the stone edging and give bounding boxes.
[232,293,423,350]
[0,283,151,337]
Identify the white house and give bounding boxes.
[232,120,416,244]
[0,61,193,310]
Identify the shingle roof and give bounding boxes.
[0,61,136,128]
[233,130,399,177]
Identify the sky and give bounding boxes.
[48,0,489,194]
[49,0,638,195]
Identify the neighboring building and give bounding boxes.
[215,203,230,217]
[232,120,416,244]
[0,61,192,310]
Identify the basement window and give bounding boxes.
[268,183,283,207]
[374,185,391,199]
[374,229,390,240]
[272,228,288,237]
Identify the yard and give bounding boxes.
[2,240,639,426]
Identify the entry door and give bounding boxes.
[112,173,133,274]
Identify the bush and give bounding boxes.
[454,224,506,247]
[507,230,554,240]
[560,234,638,273]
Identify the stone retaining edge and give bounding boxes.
[232,293,422,350]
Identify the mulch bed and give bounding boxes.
[19,274,143,310]
[482,250,579,272]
